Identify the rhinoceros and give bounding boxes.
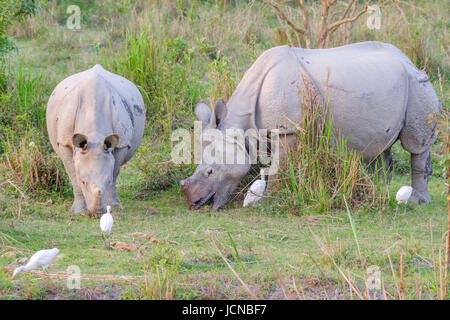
[181,41,441,210]
[46,65,145,216]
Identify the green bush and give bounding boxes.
[0,64,68,196]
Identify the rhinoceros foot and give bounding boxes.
[109,191,122,209]
[409,189,431,204]
[71,198,87,214]
[111,199,123,209]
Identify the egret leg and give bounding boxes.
[102,233,112,249]
[102,233,107,246]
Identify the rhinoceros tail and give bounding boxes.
[399,67,441,155]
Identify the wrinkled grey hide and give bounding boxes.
[46,65,145,216]
[182,42,441,209]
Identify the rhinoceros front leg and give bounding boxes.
[410,148,432,204]
[109,176,121,208]
[369,147,393,181]
[267,134,298,191]
[109,147,127,208]
[58,146,87,214]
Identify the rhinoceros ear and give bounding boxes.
[73,134,88,150]
[195,102,212,128]
[214,98,227,126]
[104,134,119,150]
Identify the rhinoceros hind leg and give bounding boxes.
[266,134,298,191]
[409,149,432,204]
[383,147,394,181]
[369,146,393,181]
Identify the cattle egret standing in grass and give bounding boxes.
[243,169,266,207]
[12,248,59,279]
[100,205,114,235]
[396,186,413,204]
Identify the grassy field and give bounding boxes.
[0,175,448,299]
[0,0,448,299]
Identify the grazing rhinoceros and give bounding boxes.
[181,41,441,210]
[46,65,145,216]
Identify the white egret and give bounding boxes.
[396,186,413,204]
[12,248,59,279]
[100,205,114,234]
[243,169,267,207]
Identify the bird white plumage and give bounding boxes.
[243,169,266,207]
[12,248,59,279]
[100,205,114,234]
[396,186,413,204]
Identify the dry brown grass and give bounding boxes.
[0,134,66,195]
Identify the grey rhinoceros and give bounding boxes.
[181,41,441,210]
[46,65,145,216]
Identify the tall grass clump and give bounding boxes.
[0,128,68,195]
[137,246,182,300]
[207,51,236,103]
[279,81,389,213]
[0,65,48,139]
[104,31,205,135]
[0,64,68,196]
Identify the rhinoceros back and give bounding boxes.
[46,64,145,163]
[294,41,441,157]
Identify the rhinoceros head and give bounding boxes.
[181,100,250,210]
[72,133,119,215]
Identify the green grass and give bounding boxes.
[0,0,448,299]
[0,174,447,299]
